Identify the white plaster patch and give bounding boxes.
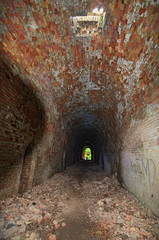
[78,68,101,91]
[109,56,117,66]
[118,21,121,36]
[29,21,38,29]
[137,23,144,38]
[117,102,124,119]
[124,33,131,44]
[126,1,145,30]
[149,0,159,5]
[91,49,103,59]
[117,58,133,74]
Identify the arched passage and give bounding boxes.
[0,62,44,198]
[64,114,114,175]
[18,141,37,194]
[81,144,93,161]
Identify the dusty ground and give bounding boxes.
[0,162,159,240]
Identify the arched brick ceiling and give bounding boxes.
[0,0,159,212]
[0,0,158,134]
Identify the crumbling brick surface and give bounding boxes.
[0,0,158,215]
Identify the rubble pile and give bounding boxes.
[86,174,159,239]
[0,164,158,240]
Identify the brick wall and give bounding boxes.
[0,63,43,198]
[120,99,159,216]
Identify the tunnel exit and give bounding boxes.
[82,146,92,161]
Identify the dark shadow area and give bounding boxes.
[18,141,36,194]
[0,60,45,197]
[65,120,112,175]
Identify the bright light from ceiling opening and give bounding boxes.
[100,8,104,13]
[92,7,98,13]
[92,7,104,14]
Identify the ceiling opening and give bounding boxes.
[70,6,106,37]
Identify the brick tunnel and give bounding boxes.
[0,0,159,239]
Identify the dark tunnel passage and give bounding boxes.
[64,117,113,176]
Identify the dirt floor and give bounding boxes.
[0,162,159,240]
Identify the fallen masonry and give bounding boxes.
[0,163,159,240]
